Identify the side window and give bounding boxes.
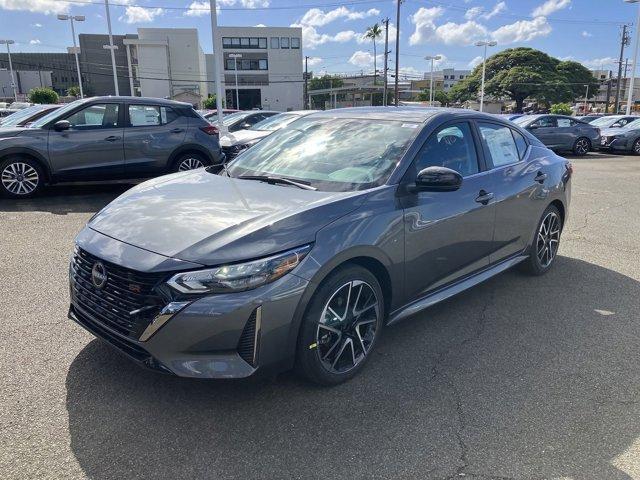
[161,107,178,124]
[511,129,528,160]
[531,117,556,128]
[613,118,629,127]
[129,105,160,127]
[557,118,572,128]
[478,122,520,167]
[65,103,119,130]
[414,122,479,177]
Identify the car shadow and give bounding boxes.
[0,183,135,215]
[65,256,640,479]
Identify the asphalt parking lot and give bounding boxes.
[1,152,639,480]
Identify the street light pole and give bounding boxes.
[229,53,242,109]
[624,0,640,114]
[208,0,225,131]
[584,84,589,114]
[103,0,119,95]
[475,40,497,112]
[424,55,441,106]
[58,14,85,98]
[0,40,17,101]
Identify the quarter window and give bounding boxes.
[414,122,479,177]
[65,103,119,129]
[512,129,528,159]
[478,123,520,167]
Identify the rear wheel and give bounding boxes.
[173,152,208,172]
[633,138,640,156]
[572,137,590,156]
[520,205,562,276]
[0,157,44,198]
[296,265,384,386]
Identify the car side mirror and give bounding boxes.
[53,120,70,131]
[527,125,538,130]
[241,122,251,129]
[414,166,462,192]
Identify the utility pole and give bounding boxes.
[304,55,309,109]
[625,0,640,115]
[208,0,225,131]
[604,70,613,113]
[614,25,630,114]
[0,40,17,101]
[394,0,402,106]
[382,18,389,106]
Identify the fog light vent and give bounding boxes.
[237,307,261,367]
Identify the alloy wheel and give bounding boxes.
[1,162,39,195]
[634,140,640,155]
[536,211,560,268]
[178,157,204,171]
[575,138,590,155]
[316,280,380,374]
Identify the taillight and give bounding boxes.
[200,125,219,135]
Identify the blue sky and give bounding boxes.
[0,0,634,78]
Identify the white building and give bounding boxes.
[207,26,303,111]
[0,70,53,97]
[426,68,471,92]
[124,28,209,106]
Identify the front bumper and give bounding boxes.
[599,136,632,151]
[69,229,310,379]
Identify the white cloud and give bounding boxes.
[409,7,444,46]
[468,55,484,68]
[532,0,571,17]
[483,1,506,19]
[299,6,379,27]
[254,24,266,27]
[29,39,41,45]
[185,0,268,15]
[292,23,357,49]
[120,6,164,24]
[580,57,617,69]
[238,0,270,7]
[306,56,323,67]
[184,1,208,16]
[437,21,489,45]
[464,6,484,20]
[581,30,592,37]
[348,50,384,68]
[0,0,68,14]
[31,23,43,28]
[492,16,551,43]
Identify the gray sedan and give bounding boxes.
[513,114,601,156]
[600,118,640,154]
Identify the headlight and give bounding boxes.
[167,244,312,294]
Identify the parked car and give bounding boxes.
[8,101,32,110]
[513,114,600,156]
[588,114,639,130]
[197,108,240,120]
[495,113,524,121]
[68,107,572,385]
[220,110,318,161]
[600,118,640,154]
[0,104,61,128]
[0,96,223,198]
[220,110,279,133]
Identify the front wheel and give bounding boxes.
[0,157,44,198]
[632,138,640,156]
[173,152,209,172]
[572,137,591,156]
[296,265,385,385]
[520,205,563,276]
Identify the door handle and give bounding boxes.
[534,171,547,183]
[475,190,494,205]
[170,128,184,133]
[104,135,120,142]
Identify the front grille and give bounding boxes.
[237,308,260,367]
[70,247,167,340]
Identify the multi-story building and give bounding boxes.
[590,69,640,113]
[78,33,135,96]
[0,52,80,97]
[427,68,471,92]
[208,26,303,110]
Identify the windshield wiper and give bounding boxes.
[238,174,317,190]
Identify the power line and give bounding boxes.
[57,0,388,11]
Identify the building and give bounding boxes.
[78,33,135,96]
[0,69,53,98]
[0,52,79,97]
[426,68,471,92]
[209,26,303,110]
[590,69,640,113]
[124,28,209,106]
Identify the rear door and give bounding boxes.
[475,121,545,263]
[48,102,124,180]
[526,116,559,149]
[123,103,188,176]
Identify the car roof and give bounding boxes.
[309,106,505,123]
[78,96,194,108]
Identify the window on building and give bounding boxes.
[223,38,231,46]
[259,38,267,48]
[291,37,300,49]
[271,37,279,49]
[241,59,251,70]
[222,37,268,49]
[280,37,290,48]
[226,57,269,71]
[249,38,258,47]
[225,59,236,70]
[459,75,464,79]
[258,59,268,70]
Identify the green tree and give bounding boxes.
[449,48,598,113]
[365,23,383,85]
[203,95,217,109]
[28,87,59,104]
[550,103,573,115]
[66,86,81,98]
[308,75,344,109]
[434,90,449,105]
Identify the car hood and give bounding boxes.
[219,129,270,147]
[601,127,637,136]
[88,169,366,266]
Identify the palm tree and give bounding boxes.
[365,23,383,85]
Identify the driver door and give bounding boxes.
[400,120,496,302]
[526,116,558,149]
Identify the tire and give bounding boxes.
[632,138,640,156]
[172,152,209,172]
[296,265,385,386]
[572,137,591,156]
[0,156,44,199]
[519,204,563,276]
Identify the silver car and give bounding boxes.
[600,118,640,154]
[513,114,601,156]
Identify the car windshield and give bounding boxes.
[222,111,251,126]
[227,117,419,192]
[590,116,623,127]
[623,118,640,129]
[28,101,81,128]
[250,113,300,131]
[0,106,43,127]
